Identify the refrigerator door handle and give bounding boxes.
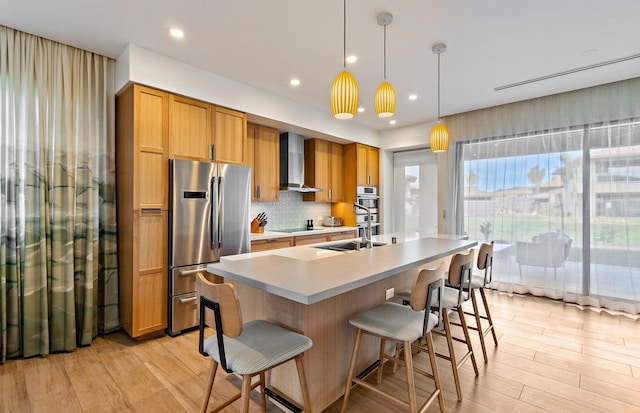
[217,175,224,249]
[177,268,205,276]
[210,175,220,258]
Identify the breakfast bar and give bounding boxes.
[207,234,477,411]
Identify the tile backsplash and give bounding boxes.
[250,191,331,230]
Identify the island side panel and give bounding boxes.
[228,268,415,412]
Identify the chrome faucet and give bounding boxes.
[354,202,372,249]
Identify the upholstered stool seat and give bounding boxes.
[201,319,312,375]
[349,302,439,343]
[432,286,468,309]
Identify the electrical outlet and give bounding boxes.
[385,288,395,300]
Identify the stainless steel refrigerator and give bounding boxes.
[168,159,251,335]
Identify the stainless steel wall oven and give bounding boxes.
[355,185,380,237]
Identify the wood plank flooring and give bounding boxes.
[1,291,639,412]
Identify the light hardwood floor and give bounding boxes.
[1,291,639,412]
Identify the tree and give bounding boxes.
[467,170,478,186]
[527,165,545,192]
[552,154,582,216]
[466,169,477,187]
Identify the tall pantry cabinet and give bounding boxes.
[116,84,169,338]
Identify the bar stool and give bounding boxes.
[341,262,447,413]
[433,250,479,401]
[195,273,313,413]
[464,241,498,362]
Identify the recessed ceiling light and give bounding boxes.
[290,78,301,86]
[408,94,418,101]
[169,28,184,39]
[357,107,365,113]
[346,55,358,64]
[389,120,396,125]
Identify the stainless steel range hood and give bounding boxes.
[279,132,322,192]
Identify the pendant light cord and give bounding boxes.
[437,52,441,121]
[343,0,346,70]
[383,24,387,80]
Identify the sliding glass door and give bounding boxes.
[460,120,640,311]
[392,149,438,234]
[588,122,640,304]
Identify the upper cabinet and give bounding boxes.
[168,95,212,161]
[303,139,344,203]
[248,123,279,201]
[168,95,247,165]
[355,144,379,187]
[131,85,169,210]
[213,107,247,165]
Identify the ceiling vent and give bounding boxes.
[494,52,640,91]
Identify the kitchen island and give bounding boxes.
[206,233,476,411]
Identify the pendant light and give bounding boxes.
[430,43,449,152]
[330,0,358,119]
[374,12,395,118]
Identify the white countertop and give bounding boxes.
[250,226,358,241]
[208,232,476,305]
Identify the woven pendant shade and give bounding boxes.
[331,70,358,119]
[429,121,449,152]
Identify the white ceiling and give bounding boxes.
[3,0,640,132]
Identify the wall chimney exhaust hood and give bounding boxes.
[279,132,322,192]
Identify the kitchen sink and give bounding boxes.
[313,241,387,252]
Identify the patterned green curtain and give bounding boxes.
[0,26,119,362]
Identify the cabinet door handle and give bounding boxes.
[256,185,261,199]
[329,189,332,200]
[179,296,197,304]
[209,144,215,160]
[141,207,162,213]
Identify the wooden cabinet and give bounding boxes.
[168,96,247,165]
[328,230,358,241]
[294,233,330,246]
[303,139,344,202]
[168,94,212,161]
[331,143,381,228]
[251,237,293,252]
[330,143,345,201]
[116,84,169,338]
[132,211,168,335]
[355,144,379,187]
[213,107,247,165]
[248,123,279,201]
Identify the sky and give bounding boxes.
[464,153,565,192]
